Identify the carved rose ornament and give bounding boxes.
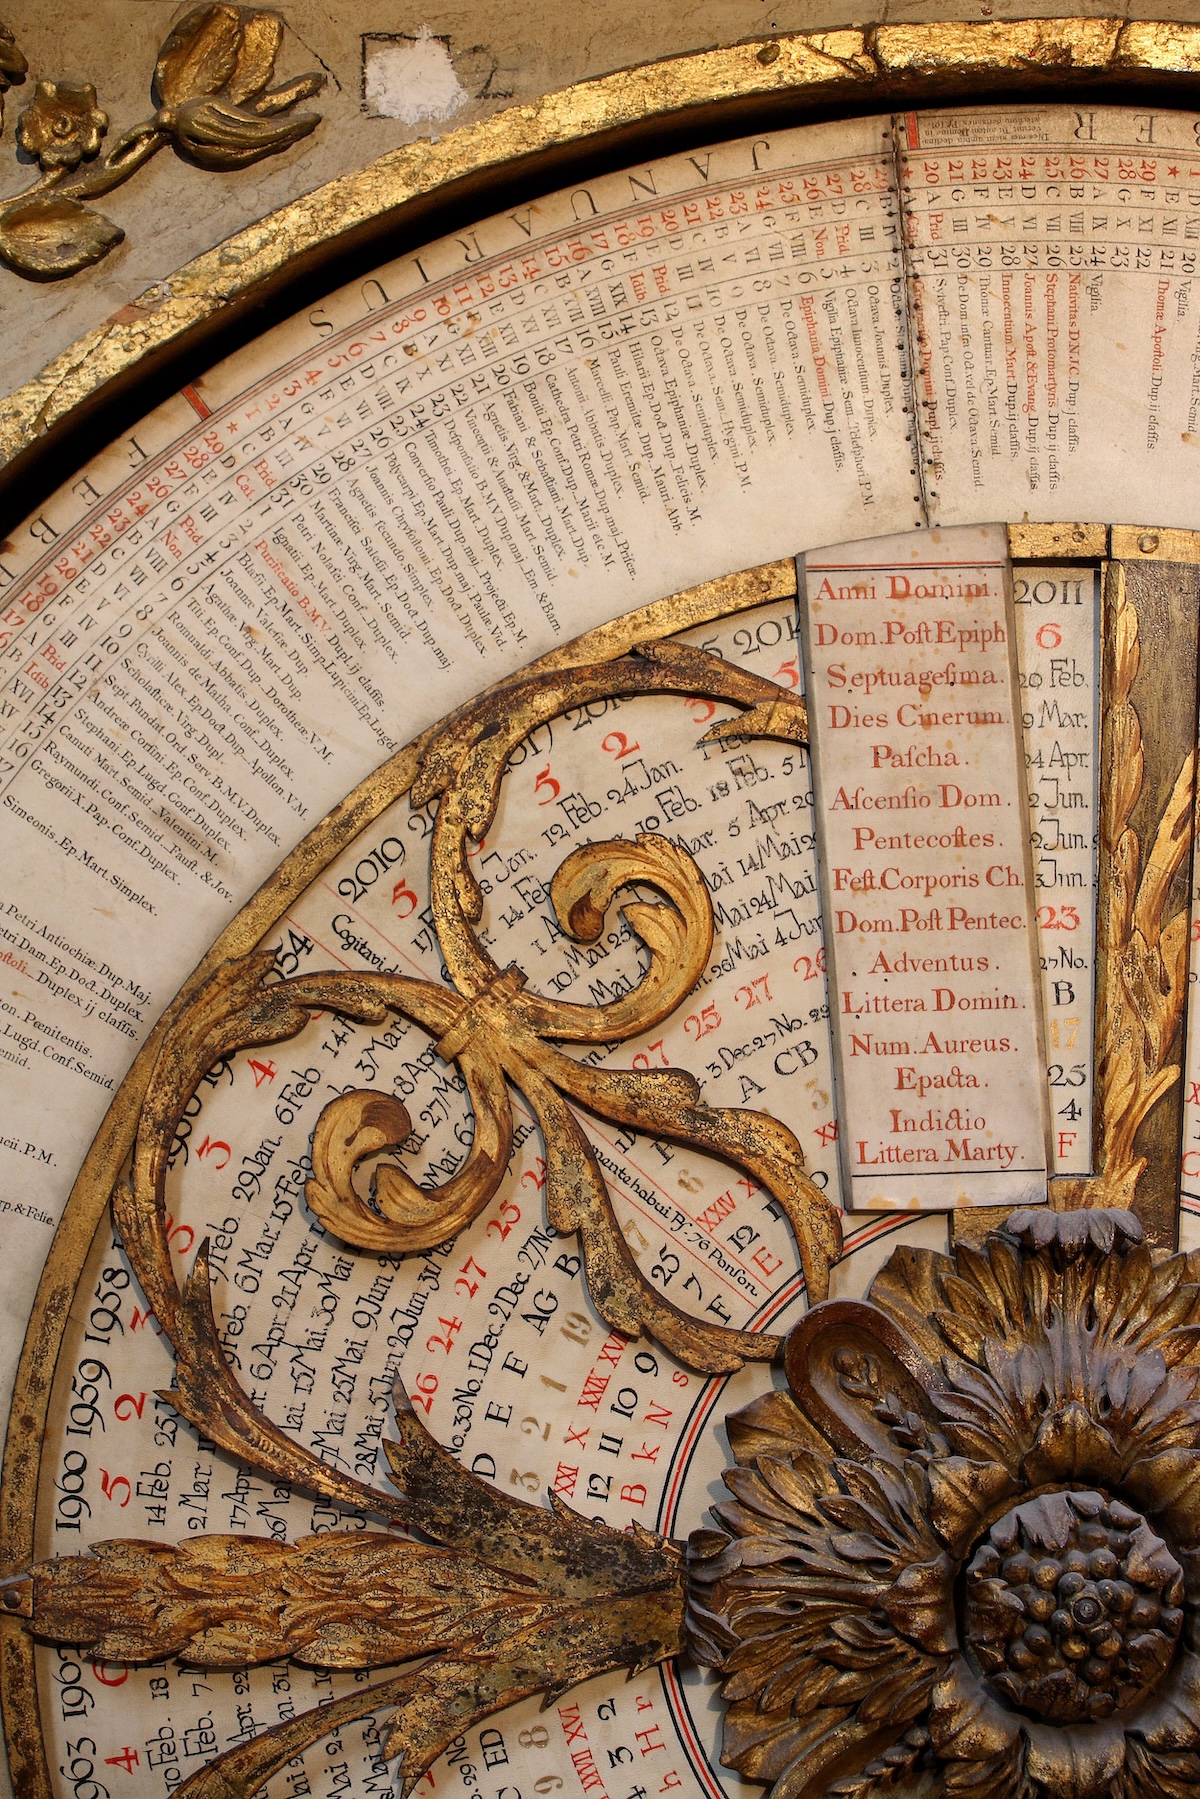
[0,5,323,278]
[687,1208,1200,1798]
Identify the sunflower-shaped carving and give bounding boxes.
[686,1209,1200,1798]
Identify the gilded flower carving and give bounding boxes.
[0,22,23,84]
[16,80,107,170]
[686,1208,1200,1798]
[0,7,322,278]
[0,21,26,126]
[152,5,324,170]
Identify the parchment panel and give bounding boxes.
[0,111,918,1417]
[904,105,1200,529]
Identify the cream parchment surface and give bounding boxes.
[4,100,1200,1799]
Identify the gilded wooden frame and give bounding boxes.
[6,18,1200,514]
[9,22,1200,1797]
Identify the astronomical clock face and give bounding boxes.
[11,75,1200,1799]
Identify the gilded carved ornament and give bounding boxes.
[687,1206,1200,1799]
[0,5,323,281]
[1054,567,1196,1215]
[4,570,1200,1799]
[6,17,1200,1797]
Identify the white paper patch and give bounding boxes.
[363,28,468,124]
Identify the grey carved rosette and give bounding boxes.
[685,1209,1200,1799]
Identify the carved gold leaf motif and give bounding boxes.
[689,1209,1200,1799]
[0,7,322,279]
[13,1391,686,1799]
[1055,567,1197,1213]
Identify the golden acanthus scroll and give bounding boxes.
[13,21,1200,1799]
[108,635,838,1506]
[7,528,1200,1799]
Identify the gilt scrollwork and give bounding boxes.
[0,6,323,279]
[107,638,838,1536]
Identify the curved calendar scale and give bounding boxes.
[10,45,1200,1799]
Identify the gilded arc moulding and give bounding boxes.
[1,16,1200,473]
[8,19,1200,1799]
